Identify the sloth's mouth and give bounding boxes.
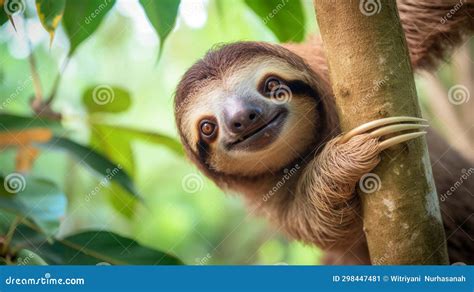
[227,109,288,151]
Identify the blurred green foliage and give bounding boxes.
[0,0,321,265]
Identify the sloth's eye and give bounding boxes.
[200,120,216,137]
[264,77,281,93]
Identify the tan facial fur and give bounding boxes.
[178,56,319,176]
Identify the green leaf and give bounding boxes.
[244,0,305,42]
[0,176,66,236]
[35,0,66,45]
[15,249,48,265]
[62,0,116,56]
[105,183,137,219]
[90,125,135,176]
[82,85,132,114]
[0,114,62,132]
[0,0,8,26]
[40,136,140,198]
[92,123,183,156]
[139,0,180,59]
[14,226,183,265]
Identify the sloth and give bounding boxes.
[174,0,474,264]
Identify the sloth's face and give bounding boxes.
[176,45,322,176]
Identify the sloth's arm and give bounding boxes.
[285,0,474,74]
[277,117,428,249]
[398,0,474,70]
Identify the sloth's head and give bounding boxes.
[175,42,333,178]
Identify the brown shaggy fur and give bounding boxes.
[175,0,474,264]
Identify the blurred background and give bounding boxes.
[0,0,472,265]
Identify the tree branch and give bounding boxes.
[313,0,449,264]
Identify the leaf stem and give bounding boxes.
[1,216,21,255]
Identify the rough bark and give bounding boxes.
[313,0,449,264]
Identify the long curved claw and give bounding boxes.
[339,116,427,144]
[369,123,429,138]
[379,131,427,151]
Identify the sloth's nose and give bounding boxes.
[225,105,263,134]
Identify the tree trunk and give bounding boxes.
[313,0,449,264]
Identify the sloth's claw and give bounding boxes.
[339,116,428,150]
[339,116,427,143]
[379,131,427,150]
[369,123,428,138]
